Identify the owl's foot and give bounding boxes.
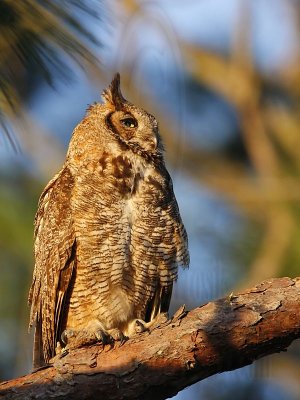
[61,326,111,350]
[106,328,127,345]
[125,313,169,337]
[61,324,128,351]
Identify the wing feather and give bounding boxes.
[28,165,75,368]
[143,169,189,322]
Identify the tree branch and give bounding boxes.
[1,277,300,400]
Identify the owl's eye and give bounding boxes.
[121,118,137,128]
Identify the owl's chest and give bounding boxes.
[101,153,153,199]
[73,153,165,213]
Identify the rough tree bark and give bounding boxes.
[1,277,300,400]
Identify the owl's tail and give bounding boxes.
[32,319,46,370]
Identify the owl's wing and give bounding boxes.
[145,170,189,323]
[28,165,76,368]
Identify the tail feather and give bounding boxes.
[33,319,46,369]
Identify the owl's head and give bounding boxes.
[100,73,164,161]
[68,74,164,166]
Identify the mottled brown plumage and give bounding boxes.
[28,73,189,368]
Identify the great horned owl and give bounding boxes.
[28,73,189,368]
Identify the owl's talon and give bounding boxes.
[107,328,127,343]
[95,330,112,346]
[120,335,128,346]
[134,319,147,334]
[95,330,106,343]
[112,330,128,345]
[119,331,128,345]
[59,349,69,358]
[61,329,75,345]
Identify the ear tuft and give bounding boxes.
[102,73,126,110]
[86,102,97,113]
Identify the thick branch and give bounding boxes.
[1,277,300,400]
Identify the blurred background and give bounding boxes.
[1,0,300,398]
